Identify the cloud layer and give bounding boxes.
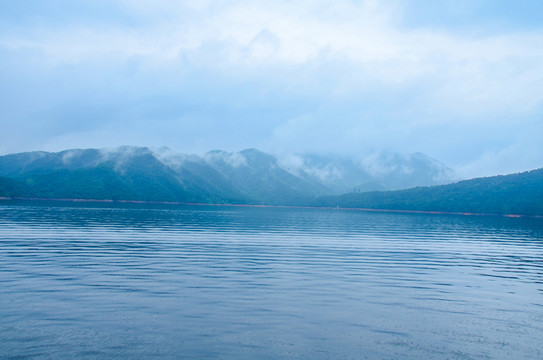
[1,0,542,177]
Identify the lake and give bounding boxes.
[1,201,542,359]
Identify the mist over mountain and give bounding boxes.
[277,151,454,193]
[313,168,543,216]
[0,146,455,204]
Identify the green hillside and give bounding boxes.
[0,147,325,204]
[0,176,35,198]
[1,147,541,216]
[313,168,543,216]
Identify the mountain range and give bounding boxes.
[0,146,454,205]
[1,146,541,216]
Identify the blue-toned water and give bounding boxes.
[1,201,542,359]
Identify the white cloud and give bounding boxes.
[204,151,248,168]
[4,0,540,115]
[1,0,542,175]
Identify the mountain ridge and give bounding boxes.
[0,146,455,205]
[0,146,541,216]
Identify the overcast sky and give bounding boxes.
[1,0,542,177]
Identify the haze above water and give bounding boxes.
[1,201,542,359]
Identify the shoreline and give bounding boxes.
[1,196,541,219]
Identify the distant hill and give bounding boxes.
[0,146,454,205]
[313,168,543,216]
[281,151,454,193]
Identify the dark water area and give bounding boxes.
[1,200,542,359]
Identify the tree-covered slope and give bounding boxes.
[209,149,331,205]
[313,168,543,216]
[0,147,214,203]
[0,146,457,206]
[0,146,326,204]
[0,176,35,198]
[1,146,540,215]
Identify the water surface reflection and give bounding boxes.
[1,201,542,359]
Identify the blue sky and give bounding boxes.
[1,0,542,177]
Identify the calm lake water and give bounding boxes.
[1,201,542,359]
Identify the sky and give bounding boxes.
[1,0,542,178]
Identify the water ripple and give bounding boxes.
[1,201,542,359]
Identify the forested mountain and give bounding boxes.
[1,146,541,216]
[0,147,247,204]
[0,146,454,205]
[0,176,33,198]
[313,168,543,216]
